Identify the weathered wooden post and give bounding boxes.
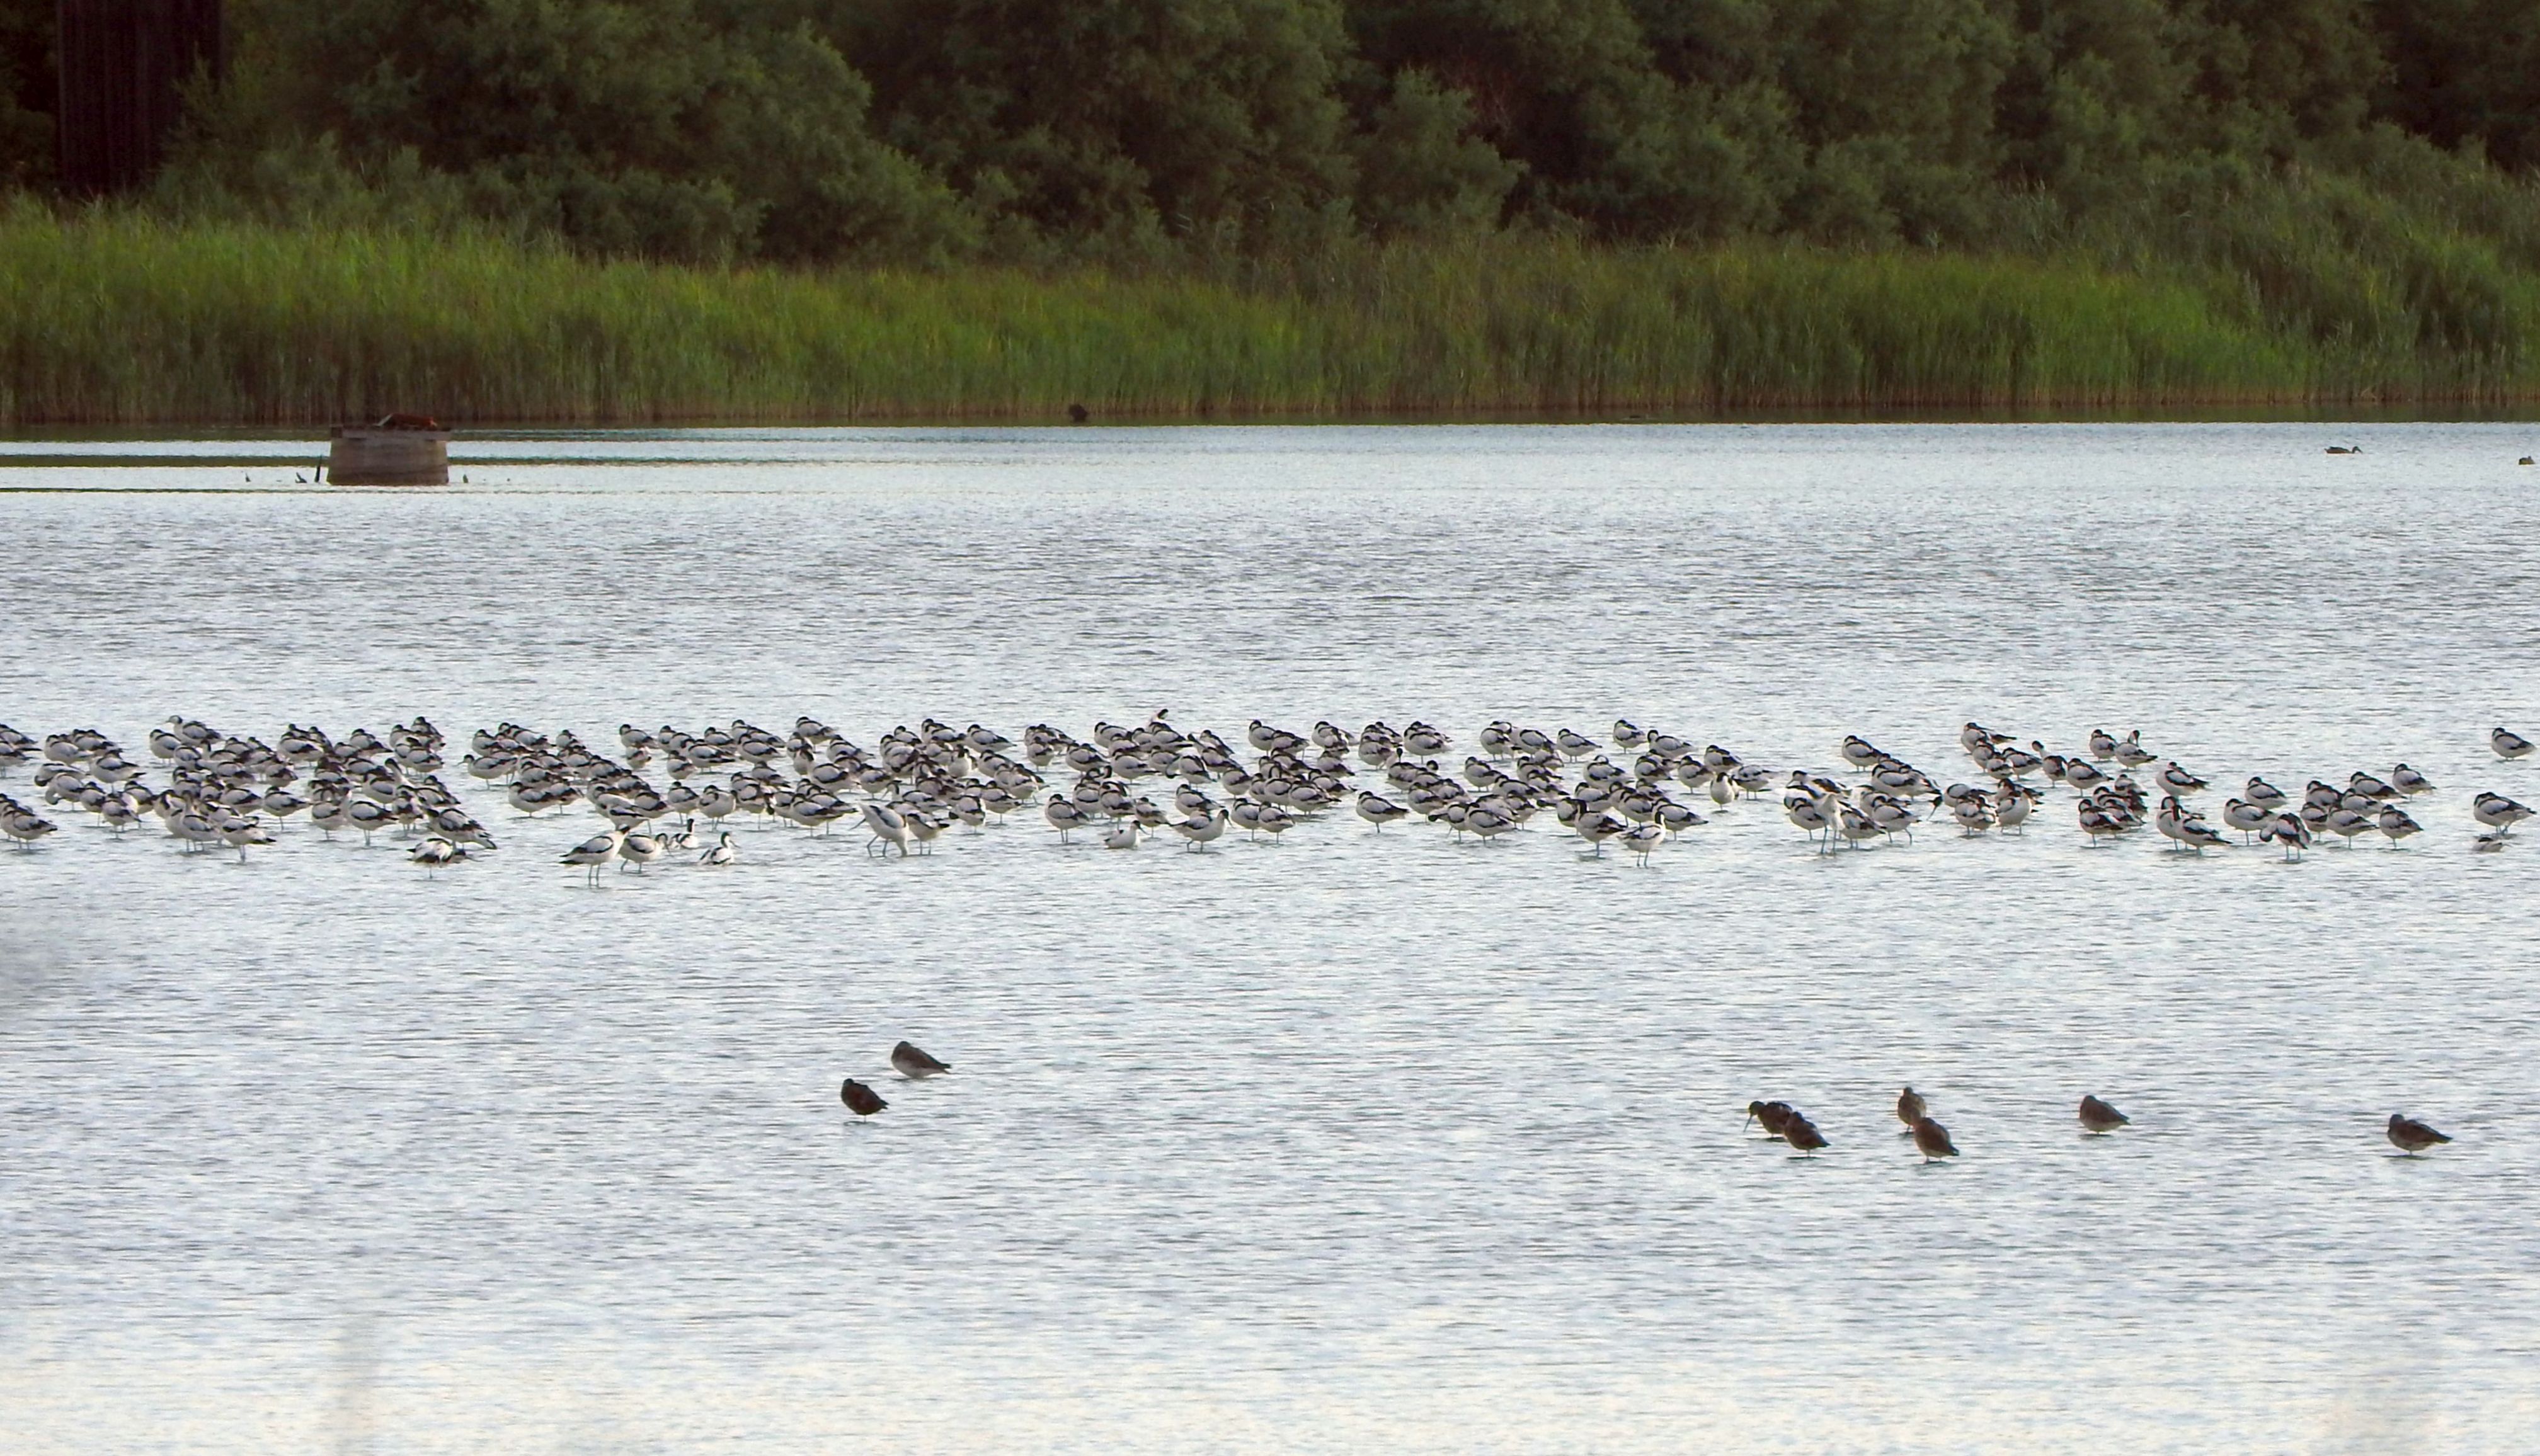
[328,413,452,486]
[55,0,225,195]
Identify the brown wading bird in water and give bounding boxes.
[2079,1095,2131,1134]
[1896,1086,1926,1132]
[2387,1113,2450,1154]
[1911,1116,1958,1163]
[891,1041,951,1079]
[1744,1100,1795,1140]
[841,1078,888,1117]
[1783,1113,1829,1157]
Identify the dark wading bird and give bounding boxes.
[841,1078,888,1117]
[1911,1116,1959,1163]
[2079,1095,2130,1134]
[1896,1086,1926,1132]
[891,1041,951,1079]
[1745,1100,1795,1140]
[2387,1113,2451,1155]
[1783,1113,1829,1157]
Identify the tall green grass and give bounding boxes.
[0,206,2532,424]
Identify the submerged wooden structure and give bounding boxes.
[328,416,451,485]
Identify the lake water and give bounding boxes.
[2,423,2536,1452]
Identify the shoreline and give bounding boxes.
[7,406,2540,436]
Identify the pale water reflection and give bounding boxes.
[2,423,2536,1452]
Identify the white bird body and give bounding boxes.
[409,835,464,869]
[1355,790,1407,829]
[1044,797,1089,840]
[2473,792,2532,831]
[861,801,912,856]
[903,812,943,853]
[1784,795,1833,844]
[1993,788,2031,832]
[1171,809,1228,848]
[562,830,621,874]
[1618,823,1664,863]
[219,816,273,860]
[2222,798,2270,840]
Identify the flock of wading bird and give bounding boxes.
[846,1054,2466,1159]
[0,710,2498,1158]
[1746,1087,2455,1161]
[0,713,2534,872]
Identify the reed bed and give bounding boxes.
[0,208,2531,424]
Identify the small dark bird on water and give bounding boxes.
[891,1040,951,1079]
[1783,1113,1829,1156]
[2387,1113,2450,1154]
[840,1078,888,1117]
[1067,402,1089,423]
[1911,1116,1958,1163]
[1745,1100,1795,1139]
[1896,1086,1926,1130]
[2079,1095,2130,1134]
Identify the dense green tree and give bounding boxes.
[201,0,968,261]
[2192,0,2387,150]
[1994,0,2202,213]
[845,0,1359,256]
[1351,68,1523,236]
[1348,0,1783,237]
[1765,0,2017,242]
[0,0,50,186]
[2371,0,2540,173]
[4,0,2535,265]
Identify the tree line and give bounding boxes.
[0,0,2535,270]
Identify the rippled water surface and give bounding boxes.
[4,423,2538,1452]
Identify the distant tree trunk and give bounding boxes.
[55,0,221,195]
